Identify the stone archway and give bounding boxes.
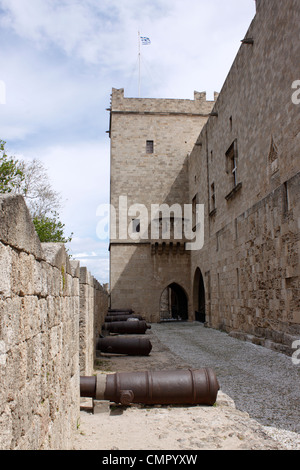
[193,268,206,323]
[159,283,188,322]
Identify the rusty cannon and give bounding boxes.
[102,320,151,335]
[108,309,134,314]
[80,368,219,406]
[96,337,152,356]
[104,314,144,322]
[105,311,133,317]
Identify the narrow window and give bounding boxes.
[235,218,238,240]
[283,181,289,215]
[232,156,237,186]
[268,137,279,175]
[210,182,216,212]
[146,140,154,154]
[192,194,197,230]
[206,270,211,302]
[226,140,238,188]
[236,268,240,298]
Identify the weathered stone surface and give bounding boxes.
[42,242,72,275]
[0,194,108,450]
[189,0,300,356]
[79,266,108,376]
[0,194,44,259]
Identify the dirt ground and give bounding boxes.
[72,331,294,451]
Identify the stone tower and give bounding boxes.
[108,88,215,321]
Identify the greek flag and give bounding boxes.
[140,36,151,45]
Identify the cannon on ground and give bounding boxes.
[108,309,134,314]
[102,320,151,335]
[80,368,219,406]
[96,336,152,356]
[104,314,144,322]
[105,311,133,316]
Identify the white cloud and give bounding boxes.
[0,0,256,83]
[0,0,256,283]
[11,139,110,238]
[77,256,109,285]
[0,41,110,144]
[67,235,109,284]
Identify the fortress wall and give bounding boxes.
[0,194,108,449]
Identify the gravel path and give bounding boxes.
[151,322,300,444]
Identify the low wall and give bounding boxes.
[0,194,108,450]
[79,266,108,376]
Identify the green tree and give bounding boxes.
[33,211,73,243]
[0,140,24,193]
[16,158,62,218]
[1,139,73,245]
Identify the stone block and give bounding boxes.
[0,404,12,450]
[80,266,92,285]
[292,311,300,324]
[42,242,72,275]
[70,259,80,278]
[0,194,44,259]
[0,296,22,348]
[0,242,12,298]
[93,399,110,414]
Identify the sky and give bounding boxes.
[0,0,256,284]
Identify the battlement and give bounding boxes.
[109,88,217,117]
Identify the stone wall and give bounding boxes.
[0,194,108,449]
[79,266,108,376]
[188,0,300,355]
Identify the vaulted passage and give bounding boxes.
[159,283,188,321]
[193,268,206,323]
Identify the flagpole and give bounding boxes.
[138,33,151,97]
[138,31,141,97]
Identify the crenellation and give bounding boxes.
[110,87,215,116]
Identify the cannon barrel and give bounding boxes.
[104,314,144,322]
[96,337,152,356]
[108,309,134,314]
[106,311,133,316]
[103,320,151,335]
[80,368,219,406]
[80,376,96,398]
